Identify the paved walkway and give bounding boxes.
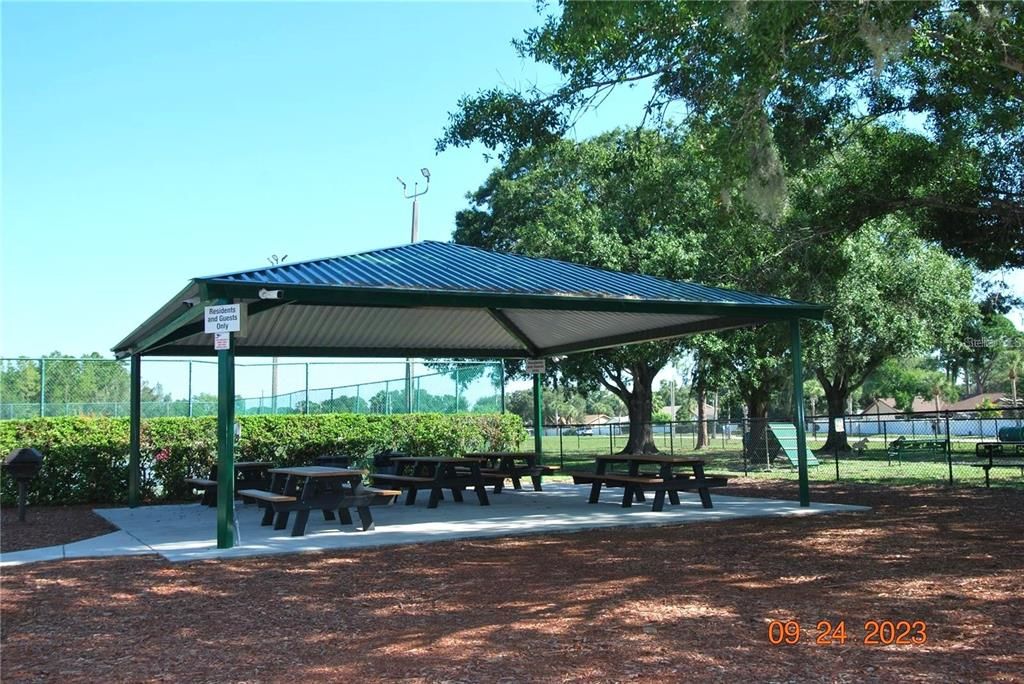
[1,484,868,566]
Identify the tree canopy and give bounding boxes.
[441,1,1023,268]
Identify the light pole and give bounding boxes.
[267,253,287,413]
[398,168,430,413]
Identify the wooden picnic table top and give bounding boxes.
[235,461,275,468]
[268,466,365,478]
[390,456,487,464]
[595,454,704,465]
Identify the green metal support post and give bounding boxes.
[790,319,810,507]
[533,372,543,457]
[216,325,237,549]
[128,354,142,507]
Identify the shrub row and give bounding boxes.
[0,413,527,506]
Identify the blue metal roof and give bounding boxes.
[201,240,801,307]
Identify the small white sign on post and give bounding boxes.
[205,304,244,334]
[525,358,546,374]
[834,417,846,433]
[213,332,230,351]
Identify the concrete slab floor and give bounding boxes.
[0,484,868,566]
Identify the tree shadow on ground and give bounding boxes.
[1,482,1022,682]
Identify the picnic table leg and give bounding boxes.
[588,459,606,503]
[337,507,353,526]
[697,487,713,508]
[356,506,374,531]
[628,461,645,502]
[404,487,418,505]
[530,474,543,491]
[450,487,465,503]
[660,464,680,506]
[260,505,275,526]
[428,487,443,508]
[692,464,714,508]
[651,489,667,512]
[469,463,490,506]
[322,509,336,521]
[291,509,310,536]
[621,484,634,507]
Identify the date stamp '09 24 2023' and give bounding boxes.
[767,620,928,646]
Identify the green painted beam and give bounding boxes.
[128,354,141,508]
[791,319,810,507]
[145,344,535,359]
[216,303,237,549]
[533,372,543,457]
[539,317,766,357]
[199,279,827,320]
[486,309,539,356]
[135,299,291,355]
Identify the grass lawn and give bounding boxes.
[1,481,1021,681]
[539,434,1024,489]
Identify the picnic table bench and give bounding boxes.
[463,452,558,492]
[373,456,491,508]
[184,461,274,506]
[567,454,728,511]
[886,437,948,465]
[973,441,1024,487]
[239,466,399,537]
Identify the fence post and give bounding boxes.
[303,363,310,415]
[558,426,564,469]
[454,368,460,413]
[500,362,506,413]
[742,418,748,475]
[187,361,194,418]
[609,425,614,454]
[356,385,360,414]
[669,420,674,455]
[945,411,953,486]
[39,358,45,417]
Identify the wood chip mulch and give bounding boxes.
[1,481,1022,683]
[1,505,115,553]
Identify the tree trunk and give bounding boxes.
[694,383,708,450]
[622,374,657,454]
[819,386,851,453]
[744,395,771,467]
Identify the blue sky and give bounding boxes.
[2,2,1020,399]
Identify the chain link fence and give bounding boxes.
[0,357,504,419]
[542,407,1024,489]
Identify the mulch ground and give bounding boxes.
[1,505,115,553]
[1,480,1022,683]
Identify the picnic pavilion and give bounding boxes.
[113,241,825,548]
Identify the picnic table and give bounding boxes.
[974,441,1024,487]
[239,466,398,537]
[463,451,558,492]
[185,461,275,507]
[373,456,491,508]
[567,454,728,512]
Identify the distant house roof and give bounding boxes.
[113,240,825,359]
[861,396,946,415]
[581,414,610,425]
[945,392,1011,412]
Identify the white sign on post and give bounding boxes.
[525,358,546,374]
[205,304,244,334]
[213,332,230,351]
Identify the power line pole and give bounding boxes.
[397,168,430,413]
[267,253,288,412]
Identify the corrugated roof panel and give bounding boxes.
[504,310,716,349]
[202,241,798,307]
[170,305,527,352]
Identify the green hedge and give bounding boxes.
[0,413,527,506]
